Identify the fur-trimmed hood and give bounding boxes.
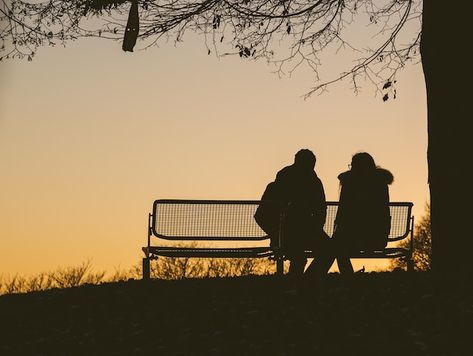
[338,168,394,185]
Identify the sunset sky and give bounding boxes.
[0,32,428,276]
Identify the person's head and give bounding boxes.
[350,152,376,172]
[294,149,316,170]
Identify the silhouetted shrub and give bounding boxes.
[148,256,275,280]
[48,260,106,288]
[0,256,276,295]
[391,203,431,271]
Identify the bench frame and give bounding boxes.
[142,200,414,279]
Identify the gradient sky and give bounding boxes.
[0,33,428,276]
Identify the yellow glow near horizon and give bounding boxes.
[0,36,428,276]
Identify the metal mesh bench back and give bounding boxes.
[152,200,268,241]
[324,202,413,241]
[152,200,412,242]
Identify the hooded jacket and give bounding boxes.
[335,168,394,250]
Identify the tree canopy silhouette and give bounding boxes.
[1,0,421,97]
[1,0,470,281]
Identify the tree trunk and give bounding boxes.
[421,2,471,283]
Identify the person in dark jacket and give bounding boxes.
[274,149,329,276]
[334,152,394,274]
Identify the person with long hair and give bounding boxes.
[334,152,394,274]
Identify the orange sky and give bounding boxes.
[0,34,428,276]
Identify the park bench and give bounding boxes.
[141,200,414,279]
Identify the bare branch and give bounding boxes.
[0,0,422,96]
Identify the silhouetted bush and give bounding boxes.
[149,256,275,280]
[1,272,57,294]
[391,203,431,271]
[0,256,276,295]
[48,260,106,288]
[145,242,277,280]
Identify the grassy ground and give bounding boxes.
[0,272,471,355]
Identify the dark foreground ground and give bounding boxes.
[0,272,471,356]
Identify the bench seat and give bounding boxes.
[302,247,410,259]
[143,246,274,258]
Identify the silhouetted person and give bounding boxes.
[273,149,329,276]
[333,152,393,274]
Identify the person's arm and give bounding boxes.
[334,183,346,229]
[315,178,327,229]
[383,183,390,204]
[274,166,290,206]
[382,184,391,236]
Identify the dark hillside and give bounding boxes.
[0,272,471,355]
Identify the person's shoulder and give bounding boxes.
[375,168,394,185]
[337,169,393,185]
[312,171,323,185]
[261,181,280,198]
[337,170,352,183]
[275,165,294,181]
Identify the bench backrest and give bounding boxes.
[151,200,413,242]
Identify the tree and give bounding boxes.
[1,1,470,279]
[391,203,431,271]
[420,2,470,282]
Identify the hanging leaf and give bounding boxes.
[212,15,221,29]
[382,81,392,90]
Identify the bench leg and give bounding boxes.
[276,258,284,276]
[406,259,414,272]
[142,257,151,280]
